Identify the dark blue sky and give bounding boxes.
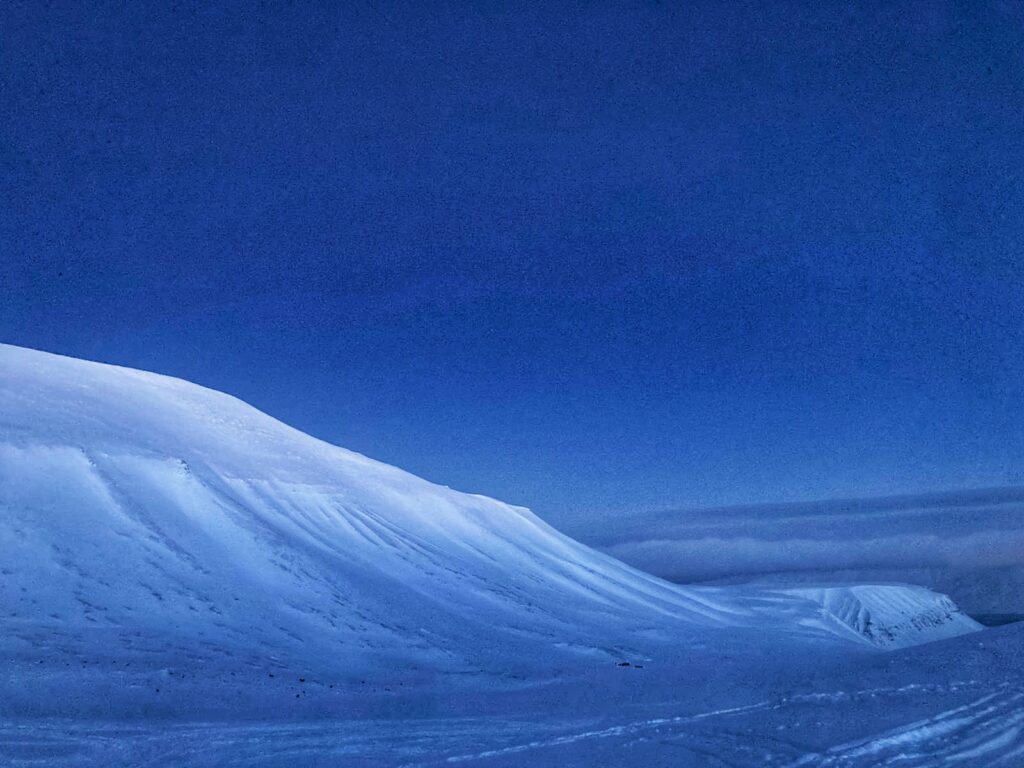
[3,1,1024,523]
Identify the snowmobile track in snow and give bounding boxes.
[792,687,1024,766]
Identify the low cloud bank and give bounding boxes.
[575,488,1024,614]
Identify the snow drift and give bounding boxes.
[0,344,979,717]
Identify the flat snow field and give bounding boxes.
[1,343,1021,766]
[3,624,1023,767]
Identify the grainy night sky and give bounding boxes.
[3,1,1023,522]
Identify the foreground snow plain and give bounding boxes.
[0,343,1018,766]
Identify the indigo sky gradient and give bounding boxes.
[3,1,1024,521]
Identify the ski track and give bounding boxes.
[798,687,1024,767]
[412,680,1023,767]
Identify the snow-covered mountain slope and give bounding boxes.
[0,344,979,718]
[782,585,981,650]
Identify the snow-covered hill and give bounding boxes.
[0,344,979,719]
[782,585,980,650]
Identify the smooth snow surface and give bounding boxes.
[0,343,1010,766]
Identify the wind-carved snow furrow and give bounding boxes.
[86,456,213,578]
